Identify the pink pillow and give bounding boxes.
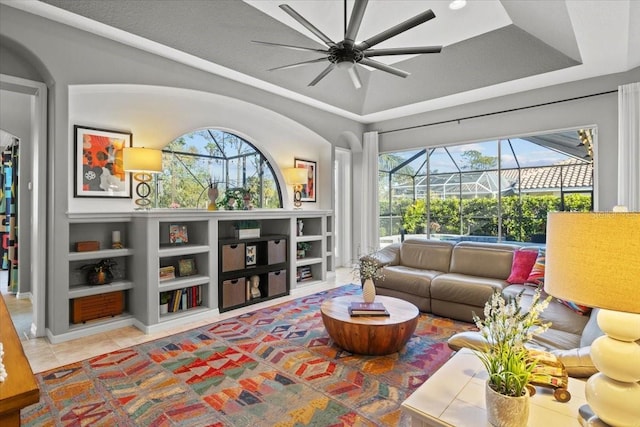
[507,250,539,284]
[526,249,546,285]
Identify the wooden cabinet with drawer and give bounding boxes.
[71,291,124,324]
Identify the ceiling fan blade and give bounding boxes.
[344,0,368,47]
[359,58,410,78]
[269,57,328,71]
[356,9,436,50]
[348,66,362,89]
[309,63,336,86]
[279,4,337,47]
[364,46,442,57]
[252,40,329,54]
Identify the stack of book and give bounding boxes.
[348,301,390,317]
[159,266,176,281]
[296,266,313,282]
[167,285,203,313]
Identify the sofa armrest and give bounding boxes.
[550,346,597,378]
[362,243,400,267]
[448,332,597,378]
[447,331,490,352]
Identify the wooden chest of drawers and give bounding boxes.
[71,291,124,324]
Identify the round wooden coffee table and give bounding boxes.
[320,295,419,355]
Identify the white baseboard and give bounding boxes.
[16,291,33,300]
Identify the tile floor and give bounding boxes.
[10,267,353,374]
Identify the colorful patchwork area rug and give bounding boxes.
[22,284,475,426]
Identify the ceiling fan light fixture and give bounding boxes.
[337,60,355,70]
[449,0,467,10]
[256,0,441,89]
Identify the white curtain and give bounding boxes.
[360,131,379,253]
[618,82,640,211]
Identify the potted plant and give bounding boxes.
[296,242,311,259]
[218,187,252,210]
[159,292,171,314]
[234,220,260,239]
[353,252,385,303]
[80,258,116,285]
[472,288,551,427]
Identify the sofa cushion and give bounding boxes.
[502,285,590,336]
[398,238,454,272]
[377,265,441,298]
[528,327,581,352]
[449,242,518,279]
[507,249,538,284]
[431,273,508,309]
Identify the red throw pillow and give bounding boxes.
[526,249,546,285]
[507,250,539,284]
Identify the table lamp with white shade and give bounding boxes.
[123,147,162,208]
[283,167,308,209]
[544,211,640,427]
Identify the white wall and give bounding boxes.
[69,85,332,212]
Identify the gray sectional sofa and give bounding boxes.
[364,238,601,377]
[369,238,520,322]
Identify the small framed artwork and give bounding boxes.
[294,158,316,202]
[246,245,257,266]
[74,125,132,198]
[178,258,197,277]
[169,224,189,244]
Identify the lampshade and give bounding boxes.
[283,168,307,185]
[545,211,640,427]
[544,212,640,314]
[123,147,162,173]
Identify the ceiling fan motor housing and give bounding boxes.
[328,44,364,65]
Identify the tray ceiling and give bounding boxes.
[10,0,640,123]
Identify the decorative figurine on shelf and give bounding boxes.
[250,275,261,299]
[297,220,304,236]
[81,258,116,286]
[207,181,219,211]
[111,230,123,249]
[243,191,252,210]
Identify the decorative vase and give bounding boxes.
[159,303,169,315]
[207,184,218,211]
[485,381,530,427]
[362,278,376,303]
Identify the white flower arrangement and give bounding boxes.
[473,288,551,397]
[353,253,384,282]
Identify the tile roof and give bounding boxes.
[503,158,592,191]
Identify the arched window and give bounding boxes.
[155,129,282,209]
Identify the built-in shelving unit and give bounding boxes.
[52,210,332,342]
[293,213,333,286]
[62,214,136,340]
[218,232,288,312]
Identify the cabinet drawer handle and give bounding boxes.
[273,240,280,244]
[230,279,239,284]
[273,271,281,276]
[230,245,238,249]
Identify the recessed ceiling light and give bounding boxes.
[449,0,467,10]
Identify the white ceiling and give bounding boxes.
[5,0,639,123]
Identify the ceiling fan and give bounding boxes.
[253,0,442,89]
